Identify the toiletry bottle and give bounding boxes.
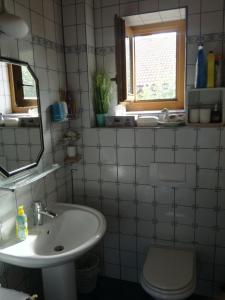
[16,205,28,241]
[66,90,73,116]
[215,55,223,87]
[207,51,215,88]
[195,45,206,88]
[211,104,221,123]
[0,113,4,126]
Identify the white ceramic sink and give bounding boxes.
[0,203,106,268]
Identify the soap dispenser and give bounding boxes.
[211,104,221,123]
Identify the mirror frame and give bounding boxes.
[0,56,44,177]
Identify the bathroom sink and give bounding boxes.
[0,203,106,268]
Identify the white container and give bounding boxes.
[67,146,76,158]
[189,108,199,123]
[199,108,211,123]
[77,254,99,294]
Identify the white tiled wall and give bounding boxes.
[0,0,225,297]
[71,127,225,296]
[62,0,225,297]
[0,0,72,294]
[0,62,12,114]
[0,127,42,172]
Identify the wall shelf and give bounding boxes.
[188,87,225,92]
[0,164,62,192]
[187,88,225,125]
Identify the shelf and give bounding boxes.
[186,123,223,127]
[188,87,225,92]
[0,164,62,192]
[64,154,82,164]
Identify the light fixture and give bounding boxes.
[0,0,29,39]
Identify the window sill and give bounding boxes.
[126,109,185,117]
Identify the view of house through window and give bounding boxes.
[118,8,186,111]
[135,32,177,101]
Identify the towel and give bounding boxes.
[0,287,30,300]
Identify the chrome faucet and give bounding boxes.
[33,201,57,225]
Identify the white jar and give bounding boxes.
[67,146,76,158]
[199,108,211,123]
[189,108,199,123]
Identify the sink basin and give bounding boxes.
[0,203,106,268]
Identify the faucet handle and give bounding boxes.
[34,201,45,211]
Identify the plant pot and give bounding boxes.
[96,114,105,127]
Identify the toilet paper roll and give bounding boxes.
[0,287,30,300]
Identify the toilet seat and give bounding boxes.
[141,246,196,300]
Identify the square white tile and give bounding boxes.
[137,203,154,220]
[198,169,218,189]
[100,147,117,164]
[118,148,135,165]
[84,147,99,163]
[197,149,219,169]
[118,166,135,183]
[117,129,135,147]
[99,129,116,146]
[101,182,118,199]
[136,166,149,184]
[84,164,100,181]
[136,148,154,166]
[135,129,154,147]
[156,203,174,222]
[155,129,175,148]
[118,183,135,201]
[155,149,174,162]
[155,187,174,204]
[197,128,220,149]
[120,218,136,235]
[175,225,194,243]
[85,180,100,197]
[119,201,136,218]
[101,165,117,182]
[136,185,154,203]
[176,128,197,148]
[196,208,216,227]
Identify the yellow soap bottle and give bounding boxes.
[207,51,215,88]
[16,205,28,241]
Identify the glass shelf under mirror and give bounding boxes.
[0,164,62,192]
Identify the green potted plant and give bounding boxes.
[93,71,111,127]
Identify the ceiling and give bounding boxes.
[123,8,186,27]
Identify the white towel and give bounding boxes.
[0,287,30,300]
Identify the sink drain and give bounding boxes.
[54,245,64,252]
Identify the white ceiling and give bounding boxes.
[123,8,186,27]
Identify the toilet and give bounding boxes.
[141,246,196,300]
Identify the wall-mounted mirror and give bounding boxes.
[0,57,44,177]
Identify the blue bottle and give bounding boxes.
[50,102,64,122]
[195,45,206,88]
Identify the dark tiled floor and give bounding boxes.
[78,277,209,300]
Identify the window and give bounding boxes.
[8,64,38,113]
[115,11,186,111]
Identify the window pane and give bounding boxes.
[126,37,132,95]
[135,32,177,101]
[21,66,37,100]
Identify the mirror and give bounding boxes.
[0,57,44,177]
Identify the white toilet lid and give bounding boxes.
[143,246,195,291]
